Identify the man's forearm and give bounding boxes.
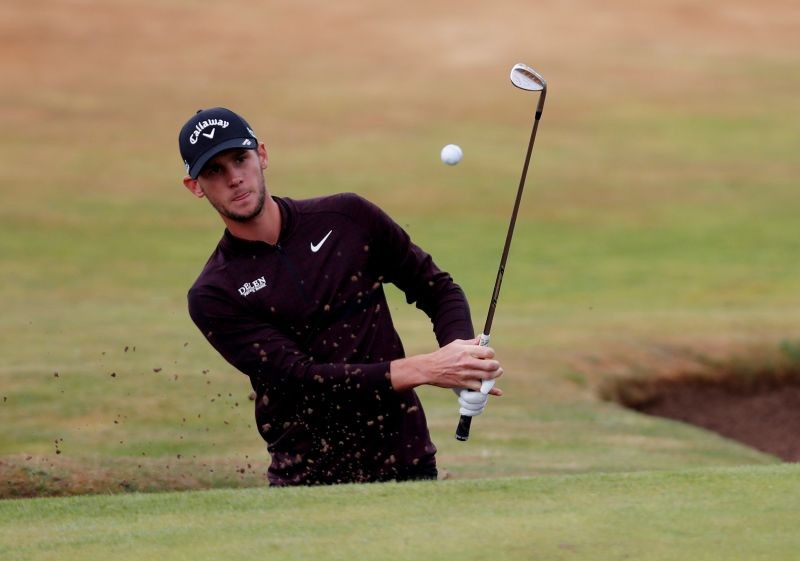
[389,339,504,395]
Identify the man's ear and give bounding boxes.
[258,143,268,171]
[183,176,205,198]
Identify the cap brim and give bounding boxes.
[189,138,257,179]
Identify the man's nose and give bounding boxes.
[227,168,244,187]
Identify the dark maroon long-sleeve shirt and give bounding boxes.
[188,193,474,485]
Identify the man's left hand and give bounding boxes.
[454,388,490,417]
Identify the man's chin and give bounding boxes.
[222,193,266,223]
[224,205,262,222]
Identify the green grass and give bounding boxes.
[2,464,799,561]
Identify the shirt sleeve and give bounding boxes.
[351,194,476,345]
[188,284,394,400]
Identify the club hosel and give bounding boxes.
[536,89,547,117]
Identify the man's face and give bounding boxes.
[185,144,268,223]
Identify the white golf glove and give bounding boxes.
[453,388,489,417]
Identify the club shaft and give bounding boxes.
[483,104,544,336]
[455,88,546,442]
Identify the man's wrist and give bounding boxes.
[389,355,428,392]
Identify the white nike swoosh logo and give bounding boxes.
[202,128,216,139]
[310,230,333,253]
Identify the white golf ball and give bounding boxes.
[440,144,463,165]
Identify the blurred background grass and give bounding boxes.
[1,0,798,494]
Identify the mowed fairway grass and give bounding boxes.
[1,0,799,557]
[3,465,800,561]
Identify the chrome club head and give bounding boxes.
[510,63,546,92]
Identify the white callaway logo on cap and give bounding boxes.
[189,118,230,145]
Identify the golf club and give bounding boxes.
[455,63,547,441]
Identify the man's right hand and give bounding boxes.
[389,338,503,394]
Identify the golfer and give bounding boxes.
[179,107,503,486]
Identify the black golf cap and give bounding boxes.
[179,107,258,179]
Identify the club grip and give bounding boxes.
[454,333,491,442]
[455,414,472,441]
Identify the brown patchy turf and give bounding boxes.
[0,454,266,499]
